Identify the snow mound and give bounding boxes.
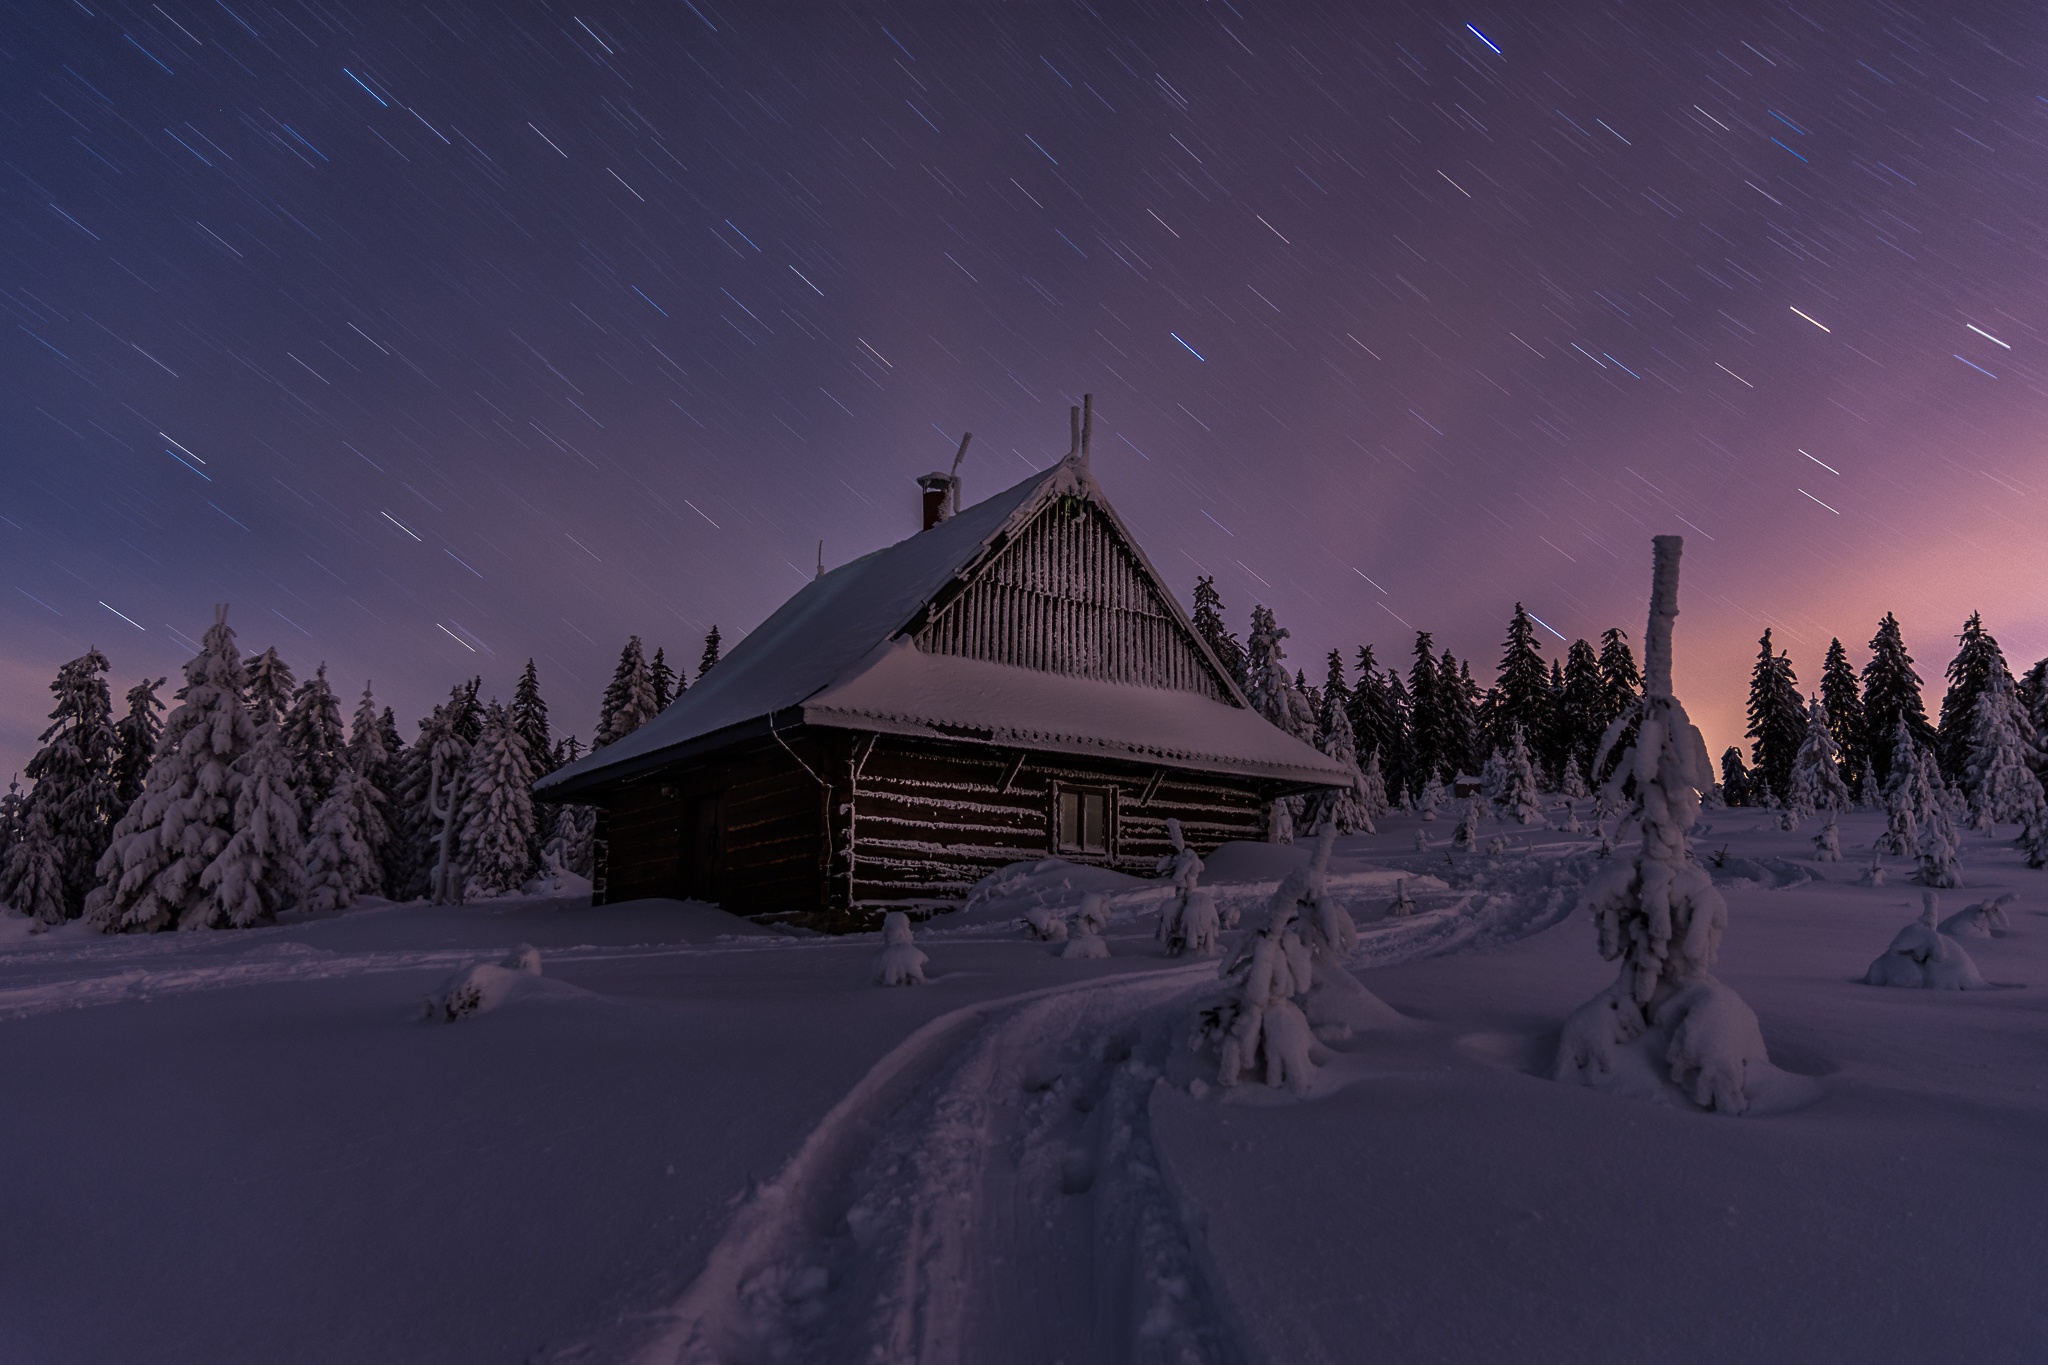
[1864,895,1991,990]
[423,943,580,1022]
[872,912,928,986]
[1705,855,1814,890]
[1940,893,2014,940]
[954,858,1157,928]
[520,866,594,898]
[1553,978,1815,1116]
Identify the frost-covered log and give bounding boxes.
[1863,894,1989,990]
[872,911,928,986]
[1553,537,1771,1116]
[426,943,544,1022]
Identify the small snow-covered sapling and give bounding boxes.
[1022,902,1068,942]
[872,911,929,986]
[1155,817,1205,955]
[1813,813,1841,862]
[1062,891,1112,958]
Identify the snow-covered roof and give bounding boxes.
[536,455,1348,797]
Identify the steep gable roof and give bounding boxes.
[537,454,1348,797]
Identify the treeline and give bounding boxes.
[0,608,721,932]
[1192,578,2048,847]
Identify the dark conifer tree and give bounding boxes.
[1595,628,1641,732]
[1861,612,1934,785]
[1346,647,1403,790]
[111,677,167,816]
[244,646,297,728]
[1556,639,1604,775]
[510,661,554,777]
[1443,651,1483,778]
[1744,629,1805,803]
[449,677,484,745]
[1720,747,1755,807]
[1320,650,1351,737]
[1190,576,1249,693]
[3,650,119,920]
[698,626,722,680]
[649,648,677,713]
[0,776,23,871]
[1484,603,1552,757]
[1382,668,1414,798]
[1936,612,2010,783]
[1406,633,1442,791]
[282,665,347,823]
[1818,639,1866,800]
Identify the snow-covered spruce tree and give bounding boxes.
[244,646,297,729]
[1314,703,1375,834]
[596,635,659,748]
[1786,697,1851,820]
[1813,812,1841,862]
[1888,724,1963,888]
[343,684,396,888]
[282,665,346,828]
[1862,612,1935,787]
[1554,638,1604,780]
[649,647,677,713]
[1591,627,1642,786]
[1190,576,1248,693]
[1496,724,1542,826]
[698,625,722,680]
[1246,605,1316,840]
[510,661,554,777]
[2,649,119,921]
[1358,750,1390,824]
[1347,645,1406,795]
[0,776,23,872]
[1443,653,1484,780]
[1405,633,1444,795]
[4,800,69,926]
[88,608,258,932]
[110,676,166,818]
[298,763,385,914]
[1417,772,1445,821]
[1819,639,1866,802]
[1961,659,2045,829]
[1453,796,1483,851]
[1718,747,1754,807]
[203,720,303,928]
[1562,756,1590,801]
[1479,747,1507,804]
[1878,717,1925,859]
[1553,536,1771,1115]
[542,801,597,879]
[1483,604,1553,758]
[457,701,536,898]
[1937,612,2009,784]
[1154,817,1209,955]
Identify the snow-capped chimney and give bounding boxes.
[917,431,973,531]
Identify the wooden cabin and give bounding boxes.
[533,399,1349,928]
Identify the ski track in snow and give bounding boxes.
[606,855,1585,1365]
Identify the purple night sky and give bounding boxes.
[3,0,2043,774]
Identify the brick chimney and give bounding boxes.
[917,431,973,531]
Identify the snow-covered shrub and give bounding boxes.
[1553,537,1771,1116]
[426,943,544,1021]
[1496,725,1542,826]
[1414,827,1431,851]
[872,911,928,986]
[1862,894,1989,990]
[1552,799,1583,834]
[1154,818,1205,954]
[1022,903,1068,942]
[2021,817,2048,871]
[1418,774,1444,821]
[1178,888,1221,955]
[1562,758,1590,801]
[1861,848,1887,887]
[1939,892,2013,939]
[1812,812,1841,862]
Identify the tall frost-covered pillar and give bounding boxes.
[1554,536,1772,1115]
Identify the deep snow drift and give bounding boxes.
[2,805,2043,1365]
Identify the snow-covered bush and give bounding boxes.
[1938,892,2013,939]
[1154,818,1205,954]
[1062,892,1112,959]
[426,943,544,1022]
[1862,894,1989,990]
[1022,903,1068,942]
[1562,758,1590,801]
[1812,812,1841,862]
[1552,536,1771,1116]
[872,911,928,986]
[1177,888,1221,955]
[1418,774,1445,821]
[1453,796,1482,851]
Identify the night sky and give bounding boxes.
[4,0,2045,776]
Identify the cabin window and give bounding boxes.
[1056,786,1110,855]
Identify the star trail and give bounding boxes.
[2,0,2045,768]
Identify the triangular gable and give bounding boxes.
[908,484,1239,703]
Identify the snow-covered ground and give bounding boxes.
[3,806,2043,1364]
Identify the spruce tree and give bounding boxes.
[1556,639,1604,777]
[649,647,677,713]
[1485,604,1552,757]
[1443,652,1483,778]
[1406,633,1442,791]
[1345,647,1399,777]
[1744,630,1805,803]
[698,626,723,680]
[4,649,120,920]
[1314,703,1373,834]
[1818,639,1866,801]
[596,637,659,748]
[342,684,396,893]
[458,701,537,897]
[1962,669,2046,828]
[1862,612,1934,786]
[1937,612,2010,783]
[4,801,69,926]
[204,722,303,928]
[1593,627,1642,785]
[111,677,167,817]
[1497,724,1542,825]
[244,646,297,728]
[298,764,385,913]
[1787,698,1851,818]
[1246,607,1317,743]
[282,665,346,826]
[0,776,23,872]
[510,661,554,777]
[1191,576,1248,692]
[1320,649,1350,737]
[88,606,257,932]
[1720,747,1754,807]
[1381,668,1413,799]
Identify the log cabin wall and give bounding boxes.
[843,731,1266,916]
[915,499,1233,702]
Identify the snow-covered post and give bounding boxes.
[1554,537,1771,1115]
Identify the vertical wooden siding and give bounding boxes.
[916,500,1230,700]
